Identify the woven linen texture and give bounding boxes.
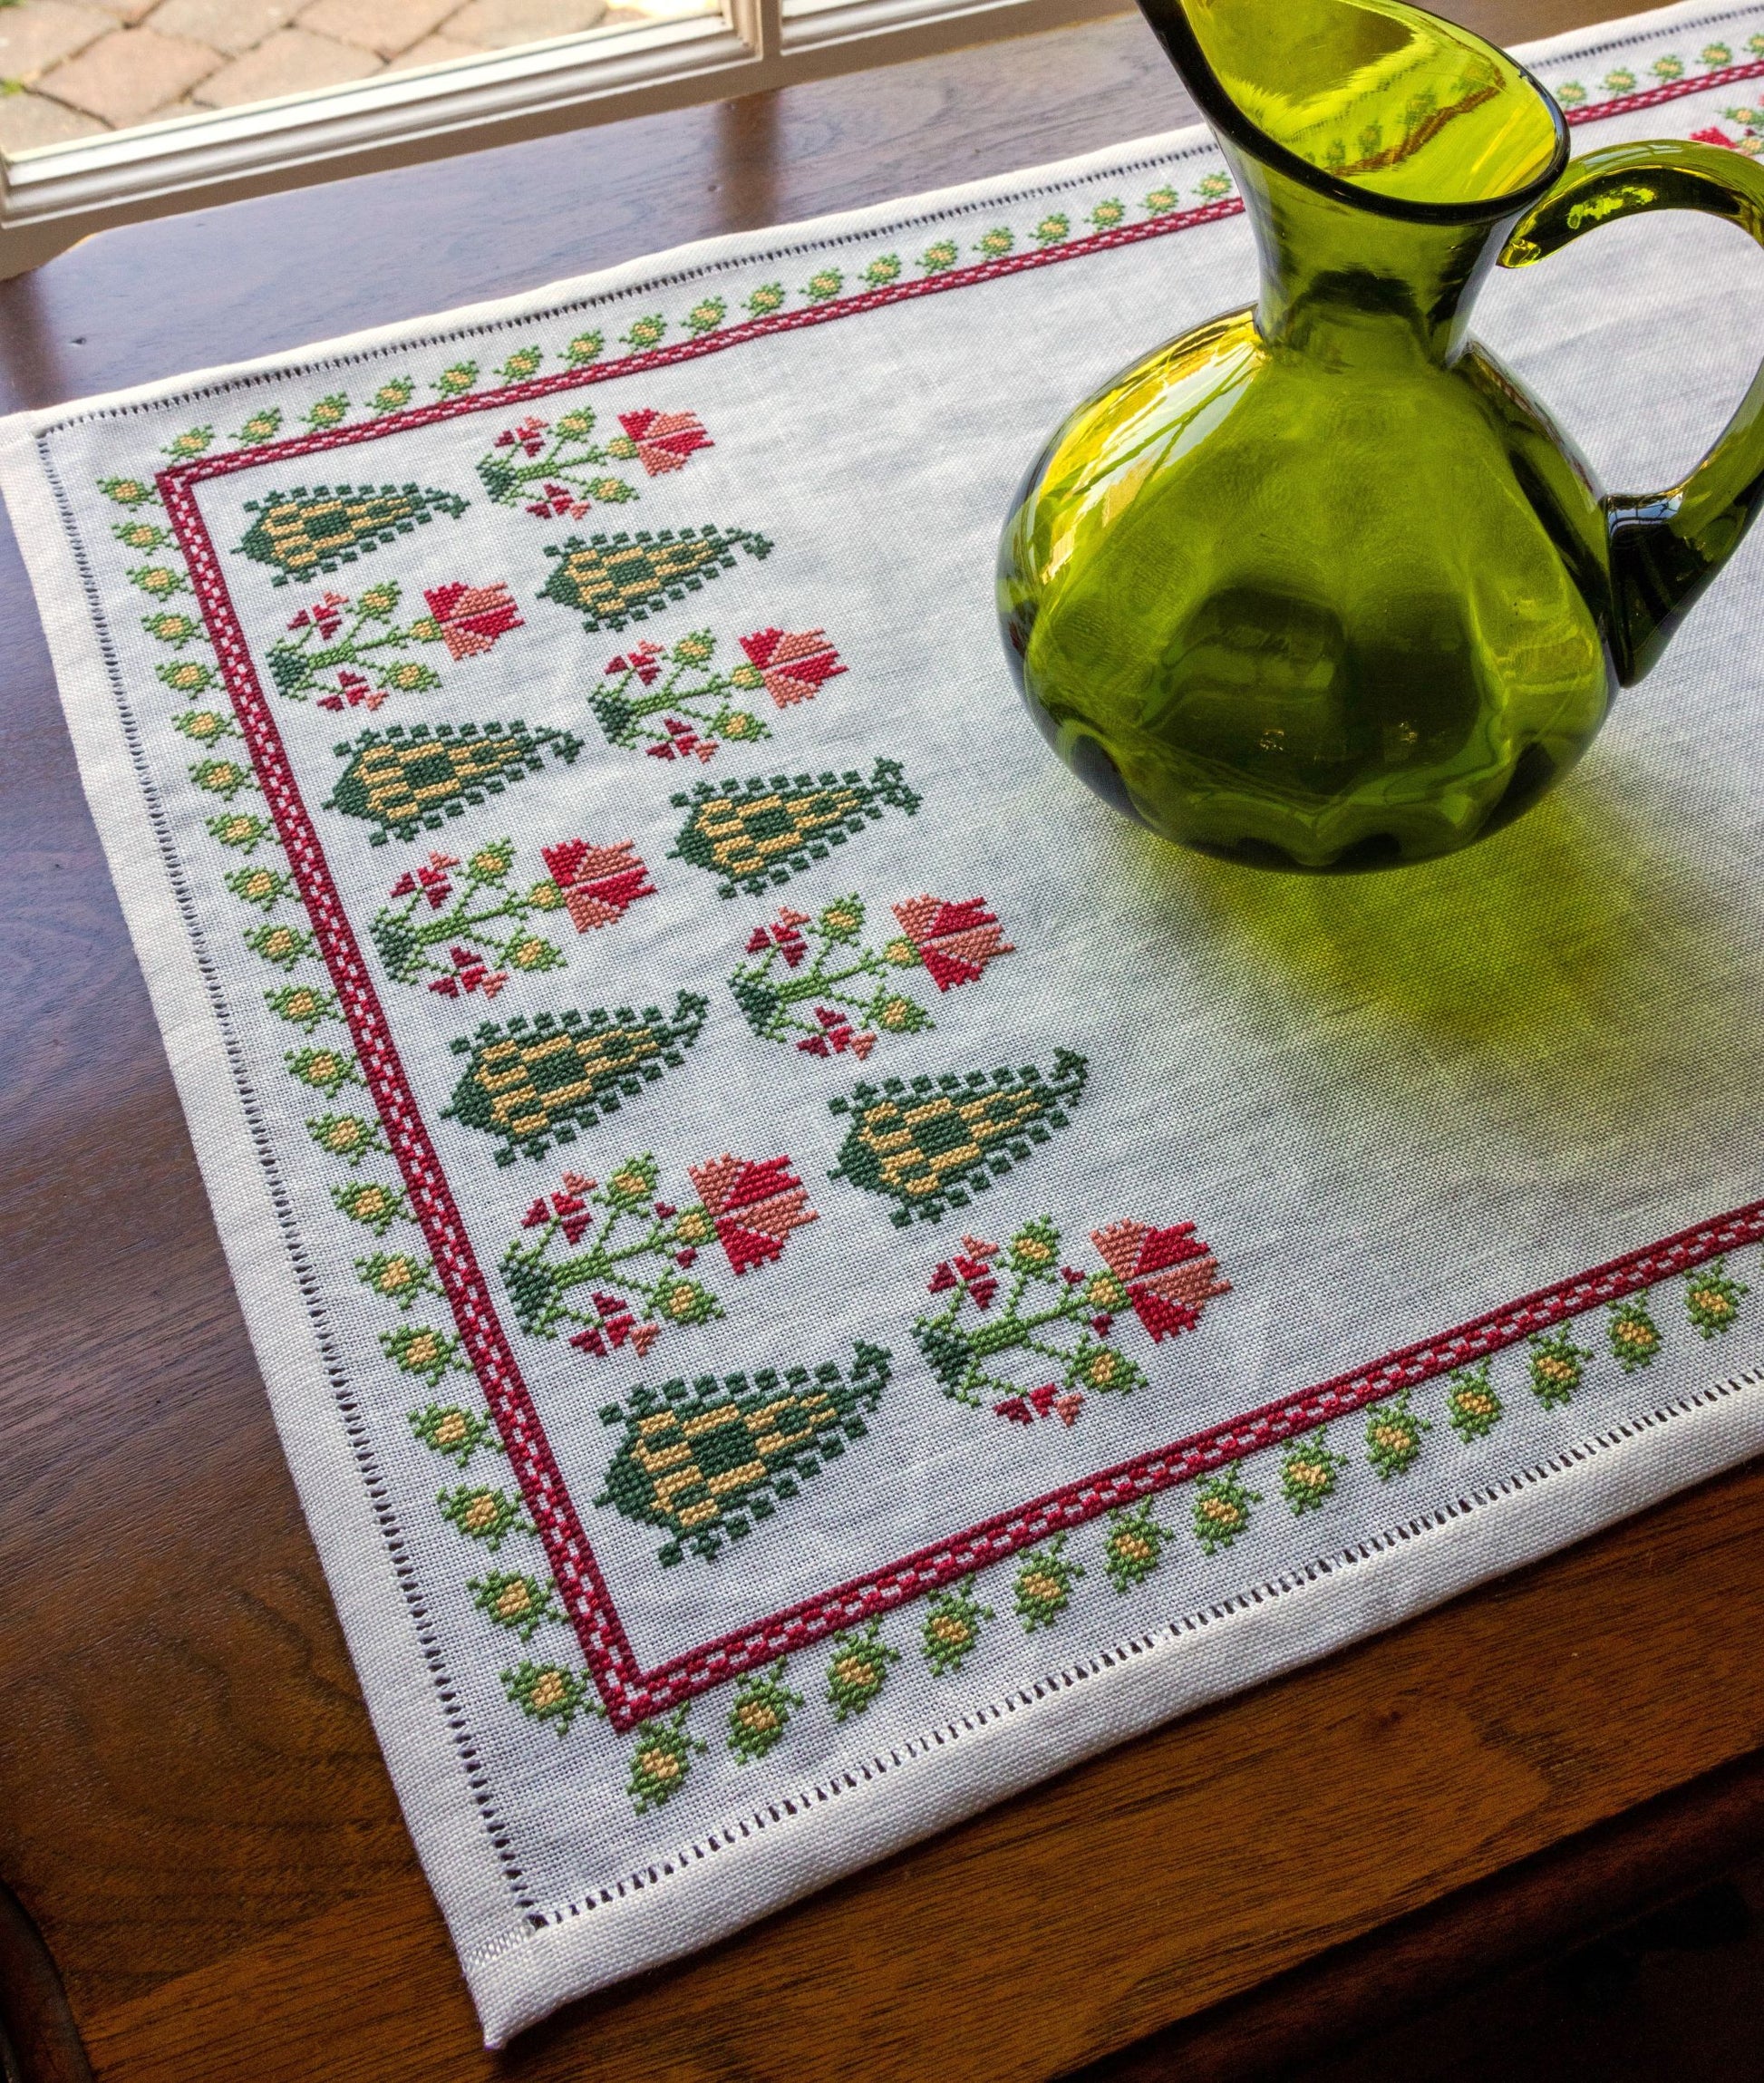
[10,0,1764,2039]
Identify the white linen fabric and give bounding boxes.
[8,0,1764,2039]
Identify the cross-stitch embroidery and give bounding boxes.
[1192,1465,1259,1555]
[1280,1429,1348,1514]
[914,1215,1226,1423]
[628,1710,706,1810]
[1527,1329,1589,1409]
[1364,1390,1430,1477]
[1014,1536,1081,1630]
[504,1661,600,1738]
[1686,1258,1748,1336]
[1445,1361,1503,1440]
[591,625,846,761]
[237,483,469,583]
[829,1051,1089,1226]
[596,1344,891,1565]
[470,1570,562,1642]
[729,892,1010,1060]
[538,526,772,632]
[727,1662,803,1762]
[670,760,922,899]
[325,722,584,844]
[825,1623,898,1720]
[499,1154,816,1358]
[920,1579,993,1674]
[443,993,710,1165]
[369,837,654,996]
[267,580,520,708]
[1609,1294,1662,1371]
[409,1400,498,1470]
[439,1482,531,1551]
[1102,1503,1177,1590]
[477,405,711,516]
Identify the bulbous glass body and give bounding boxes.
[999,0,1764,870]
[998,297,1614,870]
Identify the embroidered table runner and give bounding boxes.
[12,0,1764,2039]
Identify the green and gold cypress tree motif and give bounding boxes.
[596,1342,891,1565]
[538,525,771,632]
[671,759,922,899]
[828,1051,1088,1226]
[443,993,708,1166]
[325,721,583,844]
[237,482,468,583]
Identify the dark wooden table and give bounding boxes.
[8,5,1764,2078]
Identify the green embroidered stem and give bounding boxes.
[267,578,520,706]
[499,1157,724,1357]
[590,624,847,760]
[729,893,935,1057]
[369,838,567,991]
[477,403,708,513]
[913,1219,1135,1411]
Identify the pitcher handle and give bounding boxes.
[1501,139,1764,683]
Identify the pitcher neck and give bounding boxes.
[1226,140,1507,368]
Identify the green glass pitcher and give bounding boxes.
[998,0,1764,870]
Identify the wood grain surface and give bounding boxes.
[3,4,1758,2078]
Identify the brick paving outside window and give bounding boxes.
[0,0,703,149]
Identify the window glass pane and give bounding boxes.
[0,0,717,153]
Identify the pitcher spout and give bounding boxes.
[1133,0,1568,220]
[1137,0,1569,363]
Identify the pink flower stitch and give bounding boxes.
[539,838,656,932]
[685,1153,818,1276]
[738,627,847,709]
[389,853,459,907]
[607,641,667,689]
[427,944,507,1000]
[288,591,348,640]
[617,408,713,475]
[645,716,715,761]
[1691,124,1740,146]
[1090,1219,1231,1341]
[892,895,1014,991]
[795,1007,876,1059]
[422,581,523,660]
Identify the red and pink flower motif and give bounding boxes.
[618,408,712,475]
[539,838,656,933]
[607,639,667,688]
[422,580,522,661]
[685,1154,819,1277]
[1090,1219,1232,1341]
[494,417,550,458]
[890,895,1013,991]
[288,591,348,640]
[745,907,810,967]
[427,945,508,1000]
[644,717,718,762]
[389,853,460,908]
[738,627,847,709]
